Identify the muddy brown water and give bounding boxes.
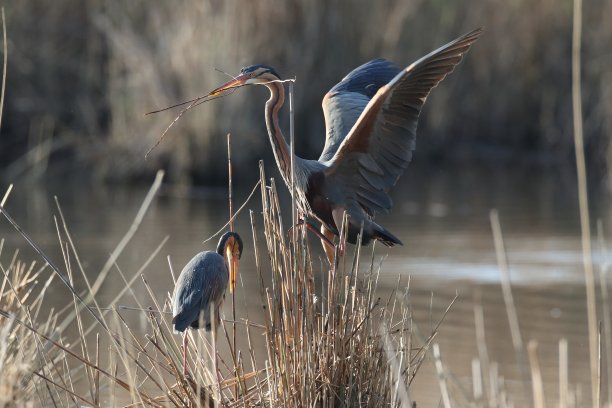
[1,163,610,406]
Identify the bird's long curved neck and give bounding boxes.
[264,82,293,184]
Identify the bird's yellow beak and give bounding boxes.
[225,242,239,293]
[209,74,251,97]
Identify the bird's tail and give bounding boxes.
[372,223,403,247]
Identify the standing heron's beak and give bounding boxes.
[226,244,239,293]
[208,74,252,97]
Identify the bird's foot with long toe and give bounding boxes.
[289,219,336,249]
[287,219,339,264]
[320,225,339,265]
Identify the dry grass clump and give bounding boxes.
[241,165,433,406]
[0,251,56,406]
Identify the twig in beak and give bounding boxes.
[214,67,239,81]
[144,88,237,159]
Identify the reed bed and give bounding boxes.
[0,163,447,406]
[3,0,612,182]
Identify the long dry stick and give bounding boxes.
[597,220,612,405]
[91,169,164,296]
[1,184,12,207]
[227,132,238,400]
[559,338,568,408]
[571,0,598,404]
[54,169,165,333]
[202,180,261,245]
[489,210,530,399]
[289,81,297,250]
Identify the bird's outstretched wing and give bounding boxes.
[319,59,401,162]
[324,28,483,215]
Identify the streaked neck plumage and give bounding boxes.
[262,81,323,214]
[263,82,293,186]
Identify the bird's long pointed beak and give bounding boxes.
[226,246,239,293]
[209,74,250,97]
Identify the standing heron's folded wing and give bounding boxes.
[171,252,228,332]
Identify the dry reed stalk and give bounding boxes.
[560,338,568,408]
[0,184,12,207]
[433,343,451,408]
[489,210,530,399]
[471,358,483,405]
[528,340,545,408]
[226,132,238,401]
[571,0,599,404]
[85,169,165,308]
[473,290,491,404]
[597,220,612,406]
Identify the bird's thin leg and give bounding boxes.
[183,331,189,376]
[320,225,337,265]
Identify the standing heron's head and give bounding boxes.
[208,65,281,95]
[216,231,243,293]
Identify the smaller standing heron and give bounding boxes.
[171,231,243,376]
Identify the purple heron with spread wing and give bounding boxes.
[171,231,243,375]
[208,29,482,262]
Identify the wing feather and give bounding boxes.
[324,28,483,215]
[320,59,401,162]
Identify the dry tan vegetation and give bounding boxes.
[0,166,451,406]
[1,160,610,406]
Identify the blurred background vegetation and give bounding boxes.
[1,0,611,186]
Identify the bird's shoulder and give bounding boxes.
[173,252,226,297]
[178,251,224,276]
[328,58,401,99]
